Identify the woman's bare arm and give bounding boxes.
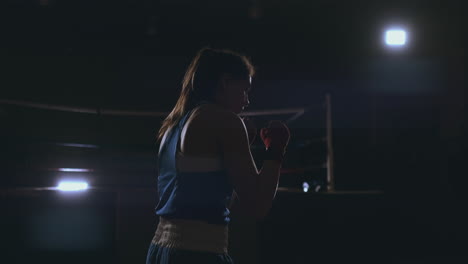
[218,110,282,220]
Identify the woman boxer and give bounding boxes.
[146,47,290,264]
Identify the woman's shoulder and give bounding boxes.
[192,103,240,124]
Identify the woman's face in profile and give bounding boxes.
[217,75,252,114]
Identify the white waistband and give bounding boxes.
[152,217,229,254]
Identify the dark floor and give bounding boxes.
[2,187,467,264]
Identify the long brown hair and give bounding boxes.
[157,47,255,142]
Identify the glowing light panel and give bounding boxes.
[385,29,407,46]
[302,182,309,193]
[57,181,89,191]
[57,168,92,172]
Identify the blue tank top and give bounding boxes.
[155,103,233,225]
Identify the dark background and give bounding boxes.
[0,0,465,263]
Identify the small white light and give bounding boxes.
[302,182,309,193]
[385,29,407,46]
[57,168,92,172]
[315,185,321,192]
[57,181,89,191]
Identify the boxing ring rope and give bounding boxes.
[0,99,304,118]
[0,94,335,192]
[0,186,381,195]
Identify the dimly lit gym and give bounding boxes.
[1,1,465,263]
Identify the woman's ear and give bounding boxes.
[214,73,228,103]
[218,73,231,91]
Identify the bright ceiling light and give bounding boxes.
[385,29,407,46]
[56,180,89,192]
[57,168,93,172]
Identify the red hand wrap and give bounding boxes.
[260,121,290,151]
